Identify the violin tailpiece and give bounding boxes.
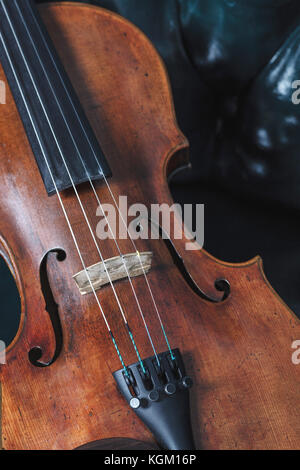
[113,349,195,450]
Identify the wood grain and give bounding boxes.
[0,2,299,450]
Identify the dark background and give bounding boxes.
[1,0,300,347]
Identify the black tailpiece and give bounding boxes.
[113,348,195,450]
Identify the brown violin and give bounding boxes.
[0,0,299,450]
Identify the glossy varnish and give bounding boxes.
[0,3,299,449]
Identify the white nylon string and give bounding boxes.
[0,9,131,374]
[2,0,149,370]
[27,1,175,361]
[8,0,159,370]
[15,0,159,367]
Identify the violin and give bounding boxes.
[0,0,299,450]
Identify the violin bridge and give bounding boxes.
[73,252,153,295]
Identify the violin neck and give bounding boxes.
[0,0,111,195]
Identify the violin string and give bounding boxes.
[102,178,175,361]
[5,0,149,372]
[0,12,130,376]
[28,2,175,362]
[24,0,165,367]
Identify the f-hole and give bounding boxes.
[149,219,230,303]
[28,248,66,367]
[163,235,230,302]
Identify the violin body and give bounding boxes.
[0,2,299,450]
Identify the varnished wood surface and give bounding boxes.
[76,438,158,451]
[0,2,299,450]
